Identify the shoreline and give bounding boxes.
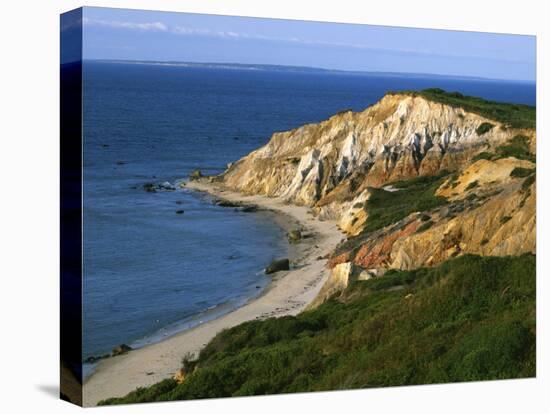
[82,179,343,406]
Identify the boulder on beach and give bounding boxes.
[111,344,132,357]
[287,229,302,243]
[265,258,290,274]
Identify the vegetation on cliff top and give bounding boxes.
[100,254,535,405]
[394,88,535,129]
[473,135,535,163]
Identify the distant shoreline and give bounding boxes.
[82,179,344,406]
[83,58,535,84]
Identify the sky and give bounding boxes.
[70,6,535,81]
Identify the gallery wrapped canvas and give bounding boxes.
[60,6,536,407]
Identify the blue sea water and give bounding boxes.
[82,61,535,361]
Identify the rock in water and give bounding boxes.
[287,229,302,243]
[84,354,110,364]
[159,181,176,191]
[190,169,203,180]
[240,205,258,213]
[143,183,157,193]
[175,209,185,214]
[265,258,290,274]
[215,199,240,208]
[143,181,177,192]
[111,344,132,356]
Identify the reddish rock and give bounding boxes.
[353,220,420,269]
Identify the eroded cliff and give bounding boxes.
[217,90,536,304]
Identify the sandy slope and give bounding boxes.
[82,180,344,406]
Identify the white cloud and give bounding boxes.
[172,26,246,40]
[82,17,417,52]
[171,26,211,36]
[83,17,168,32]
[169,26,419,54]
[81,18,529,64]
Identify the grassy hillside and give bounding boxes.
[333,172,449,257]
[473,134,536,163]
[361,172,448,233]
[394,88,535,129]
[100,254,536,405]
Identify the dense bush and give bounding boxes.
[471,135,535,164]
[100,254,535,405]
[465,180,479,191]
[476,122,495,135]
[510,167,535,178]
[496,135,535,162]
[416,220,434,233]
[522,174,536,191]
[472,152,494,162]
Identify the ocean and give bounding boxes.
[82,61,535,363]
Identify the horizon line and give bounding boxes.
[81,58,536,84]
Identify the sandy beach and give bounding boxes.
[83,180,343,406]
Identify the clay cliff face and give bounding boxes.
[217,92,536,305]
[329,158,535,268]
[224,94,528,200]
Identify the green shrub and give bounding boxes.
[444,321,533,381]
[510,167,535,178]
[417,221,433,233]
[476,122,495,136]
[522,174,536,192]
[470,136,535,164]
[473,152,495,162]
[465,181,479,191]
[495,135,535,162]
